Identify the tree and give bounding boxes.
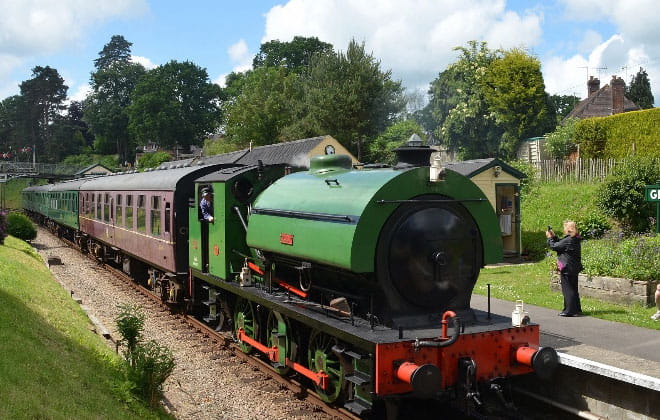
[84,61,146,163]
[85,36,145,164]
[293,40,405,160]
[432,41,502,159]
[94,35,132,70]
[427,41,555,160]
[626,67,654,109]
[481,48,556,156]
[19,66,68,161]
[549,94,581,119]
[128,60,222,150]
[366,119,425,165]
[224,66,300,147]
[253,36,333,73]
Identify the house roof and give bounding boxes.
[159,136,351,169]
[444,158,526,179]
[566,83,640,120]
[74,163,112,175]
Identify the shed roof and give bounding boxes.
[444,158,526,179]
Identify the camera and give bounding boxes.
[548,225,553,231]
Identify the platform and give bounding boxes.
[470,294,660,381]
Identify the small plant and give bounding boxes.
[114,303,175,408]
[6,212,37,241]
[128,340,175,407]
[115,303,146,364]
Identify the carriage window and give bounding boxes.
[116,195,123,227]
[151,196,161,237]
[86,193,93,217]
[96,194,102,219]
[104,193,111,222]
[126,195,134,229]
[137,195,146,233]
[164,202,171,234]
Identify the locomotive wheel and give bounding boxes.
[234,297,258,354]
[266,310,297,375]
[307,329,345,403]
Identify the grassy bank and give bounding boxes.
[0,236,169,419]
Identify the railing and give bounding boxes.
[0,161,85,178]
[531,159,619,183]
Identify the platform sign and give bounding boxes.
[645,185,660,233]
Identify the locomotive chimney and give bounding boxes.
[394,134,434,169]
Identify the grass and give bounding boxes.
[0,236,171,419]
[478,180,660,331]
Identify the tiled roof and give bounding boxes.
[566,84,640,119]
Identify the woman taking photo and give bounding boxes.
[546,220,583,317]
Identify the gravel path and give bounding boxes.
[33,227,335,420]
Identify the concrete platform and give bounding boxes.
[470,294,660,381]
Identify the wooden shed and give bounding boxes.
[444,158,526,257]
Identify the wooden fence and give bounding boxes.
[532,159,619,183]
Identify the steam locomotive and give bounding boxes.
[23,142,557,417]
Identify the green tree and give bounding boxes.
[128,60,222,150]
[253,36,333,72]
[224,66,300,147]
[366,119,425,164]
[85,36,146,164]
[294,39,405,160]
[433,41,502,159]
[137,151,172,169]
[94,35,132,70]
[428,42,555,160]
[481,48,556,156]
[549,94,580,119]
[19,66,68,161]
[626,67,654,109]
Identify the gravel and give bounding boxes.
[33,227,336,420]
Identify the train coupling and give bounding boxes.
[515,346,559,379]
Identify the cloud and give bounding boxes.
[263,0,544,91]
[227,39,252,72]
[131,55,157,70]
[0,0,147,96]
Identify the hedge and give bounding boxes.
[575,108,660,159]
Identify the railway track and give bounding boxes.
[42,227,358,420]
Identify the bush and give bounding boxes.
[6,213,37,241]
[576,212,611,239]
[114,304,175,407]
[137,151,172,169]
[596,156,660,234]
[583,234,660,281]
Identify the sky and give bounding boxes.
[1,0,659,107]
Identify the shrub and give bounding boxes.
[582,234,660,281]
[544,118,578,159]
[137,151,172,169]
[507,159,539,198]
[6,213,37,241]
[596,156,660,234]
[576,212,611,239]
[114,303,175,407]
[127,340,175,407]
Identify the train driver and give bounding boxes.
[200,188,214,223]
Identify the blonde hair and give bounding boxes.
[563,220,578,237]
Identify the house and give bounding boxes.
[444,158,526,257]
[158,135,358,169]
[74,163,113,177]
[565,75,640,120]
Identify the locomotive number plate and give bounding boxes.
[279,233,294,245]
